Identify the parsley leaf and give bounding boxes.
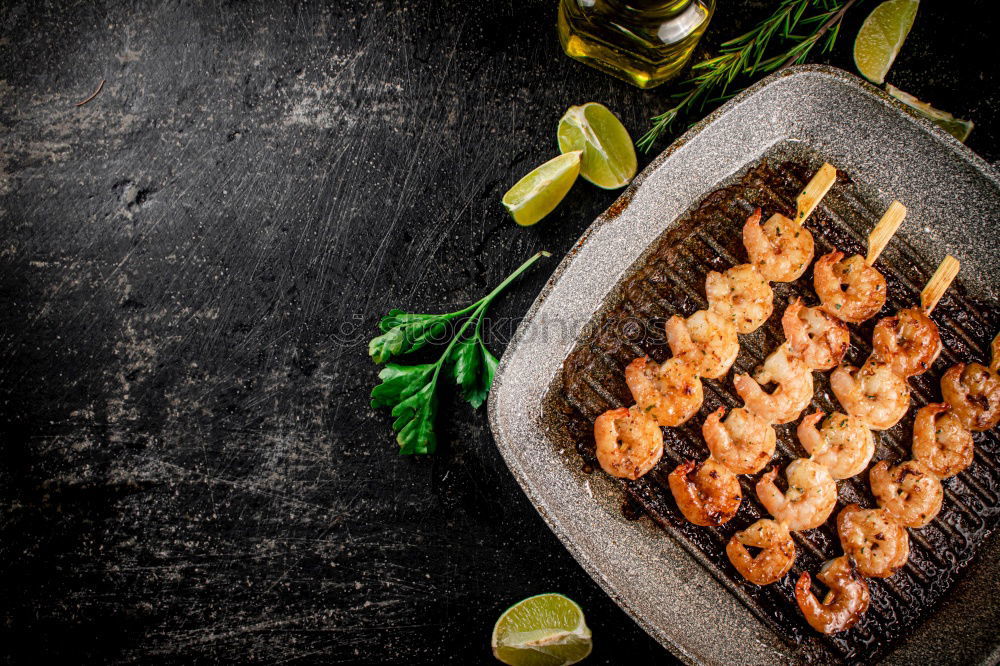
[370,364,440,454]
[450,337,499,409]
[368,311,459,364]
[371,363,435,408]
[369,251,549,454]
[391,381,438,454]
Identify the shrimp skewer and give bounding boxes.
[830,358,910,430]
[668,459,742,527]
[782,299,849,371]
[941,360,1000,432]
[871,308,942,378]
[621,167,849,566]
[726,519,796,585]
[706,262,773,335]
[870,459,944,528]
[702,406,775,475]
[742,163,834,284]
[814,201,905,323]
[666,311,739,380]
[625,356,703,428]
[756,460,837,532]
[734,343,814,425]
[795,556,870,634]
[820,283,1000,637]
[784,206,906,631]
[797,410,875,480]
[832,256,958,431]
[868,256,955,378]
[837,504,910,578]
[672,165,840,518]
[743,207,814,283]
[813,260,958,634]
[911,403,973,479]
[723,168,850,582]
[593,407,664,480]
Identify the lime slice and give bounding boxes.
[886,83,974,142]
[853,0,919,84]
[557,103,637,190]
[492,593,592,666]
[502,151,582,227]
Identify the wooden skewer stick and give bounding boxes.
[921,255,960,314]
[794,162,837,225]
[865,200,907,266]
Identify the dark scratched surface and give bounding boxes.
[1,1,997,664]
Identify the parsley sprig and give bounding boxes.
[370,251,550,454]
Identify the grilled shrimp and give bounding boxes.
[830,359,910,430]
[795,556,871,634]
[665,310,739,379]
[782,298,850,371]
[734,343,814,424]
[991,332,1000,373]
[726,518,796,585]
[594,406,664,480]
[814,251,887,323]
[743,208,815,282]
[668,458,742,527]
[870,459,944,528]
[871,307,942,377]
[625,356,704,428]
[702,406,776,475]
[911,403,974,479]
[796,410,875,480]
[837,504,909,578]
[941,362,1000,432]
[756,459,837,531]
[706,264,774,334]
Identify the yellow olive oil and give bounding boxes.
[558,0,715,89]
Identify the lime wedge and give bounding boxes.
[502,151,582,226]
[492,593,592,666]
[853,0,919,84]
[886,83,974,142]
[557,103,637,190]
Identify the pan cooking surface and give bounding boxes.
[551,156,1000,662]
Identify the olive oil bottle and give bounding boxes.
[558,0,715,89]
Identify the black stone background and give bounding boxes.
[1,1,997,664]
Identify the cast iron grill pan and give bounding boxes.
[552,159,1000,663]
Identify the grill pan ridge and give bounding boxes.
[550,156,1000,663]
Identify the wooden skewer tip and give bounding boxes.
[865,200,907,266]
[794,162,837,226]
[921,255,960,314]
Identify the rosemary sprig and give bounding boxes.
[636,0,860,153]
